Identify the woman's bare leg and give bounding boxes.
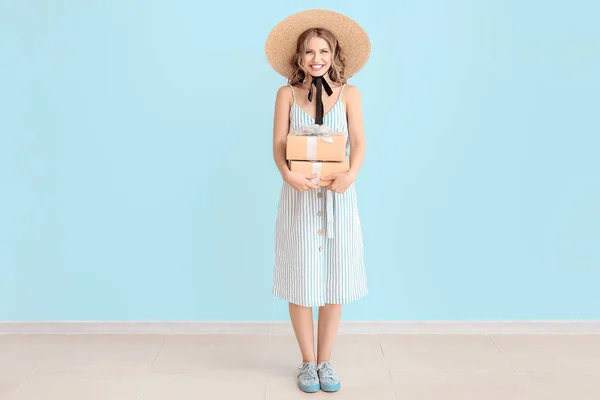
[317,303,343,363]
[289,303,316,362]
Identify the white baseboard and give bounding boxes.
[1,321,600,335]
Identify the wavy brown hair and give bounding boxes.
[288,28,347,88]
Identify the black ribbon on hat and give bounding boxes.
[308,75,333,125]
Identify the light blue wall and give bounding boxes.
[1,0,598,321]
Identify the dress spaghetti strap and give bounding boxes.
[288,83,297,103]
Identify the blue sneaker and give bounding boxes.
[317,361,341,392]
[297,362,319,393]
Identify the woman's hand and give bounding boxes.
[322,172,356,194]
[284,171,320,191]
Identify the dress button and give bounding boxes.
[317,193,323,198]
[318,229,323,235]
[317,211,323,217]
[319,247,323,252]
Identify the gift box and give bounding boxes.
[289,159,350,186]
[286,124,346,162]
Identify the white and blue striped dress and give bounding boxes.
[273,83,368,307]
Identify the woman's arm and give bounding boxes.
[346,85,365,180]
[272,85,293,179]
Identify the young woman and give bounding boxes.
[265,9,371,393]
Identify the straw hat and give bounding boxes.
[265,9,370,79]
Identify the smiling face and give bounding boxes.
[289,28,346,87]
[302,36,332,77]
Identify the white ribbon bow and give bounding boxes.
[294,123,334,136]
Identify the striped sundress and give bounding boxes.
[273,83,368,307]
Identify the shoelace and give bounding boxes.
[298,362,318,378]
[317,362,337,382]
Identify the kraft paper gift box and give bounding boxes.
[286,124,346,162]
[289,159,350,186]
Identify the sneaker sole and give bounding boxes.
[320,383,341,392]
[298,383,320,393]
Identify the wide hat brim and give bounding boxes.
[265,9,370,79]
